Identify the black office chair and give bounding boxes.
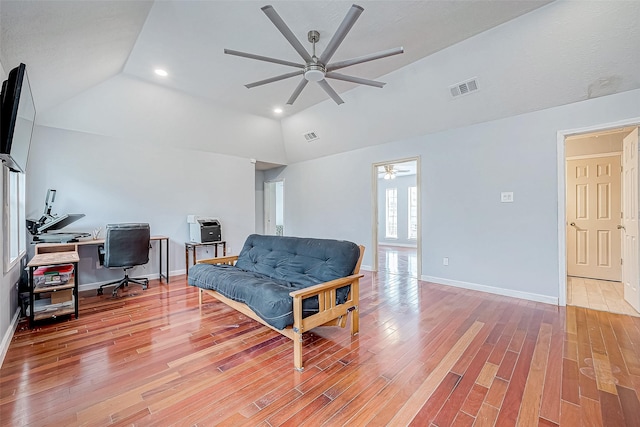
[97,223,150,297]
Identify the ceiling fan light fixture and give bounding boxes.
[304,64,326,82]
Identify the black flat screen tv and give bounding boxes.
[1,63,36,173]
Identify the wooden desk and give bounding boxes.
[185,241,226,268]
[35,235,170,283]
[27,251,80,326]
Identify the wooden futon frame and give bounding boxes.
[196,245,364,371]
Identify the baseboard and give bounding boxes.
[78,269,187,291]
[0,308,21,368]
[421,275,558,305]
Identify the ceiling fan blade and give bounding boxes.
[317,79,344,105]
[319,4,364,64]
[327,47,404,71]
[261,5,313,63]
[325,72,386,88]
[245,70,304,89]
[286,78,309,105]
[224,49,304,69]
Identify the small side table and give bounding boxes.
[185,241,227,268]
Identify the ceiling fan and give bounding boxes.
[224,4,404,105]
[379,164,410,180]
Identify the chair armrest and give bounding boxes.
[196,255,239,265]
[289,274,364,299]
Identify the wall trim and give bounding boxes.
[0,307,21,368]
[422,275,558,305]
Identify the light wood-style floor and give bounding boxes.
[567,276,639,317]
[378,245,417,277]
[2,273,640,426]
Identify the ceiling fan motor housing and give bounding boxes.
[304,63,326,81]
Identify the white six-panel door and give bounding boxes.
[622,128,640,312]
[567,155,622,281]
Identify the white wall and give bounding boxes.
[38,74,287,165]
[280,1,640,164]
[268,89,640,303]
[27,126,255,285]
[25,73,281,287]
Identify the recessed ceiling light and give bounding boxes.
[154,69,168,77]
[273,108,283,114]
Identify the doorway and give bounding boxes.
[563,126,640,315]
[264,180,284,236]
[372,157,421,278]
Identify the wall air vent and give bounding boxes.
[303,131,319,142]
[449,77,479,98]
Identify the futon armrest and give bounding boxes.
[196,255,238,265]
[289,274,364,299]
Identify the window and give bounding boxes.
[385,187,397,238]
[3,166,26,272]
[408,186,418,239]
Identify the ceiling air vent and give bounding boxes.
[449,78,479,98]
[303,131,319,142]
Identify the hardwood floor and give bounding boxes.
[2,273,640,426]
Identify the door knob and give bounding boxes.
[570,222,576,227]
[618,225,626,230]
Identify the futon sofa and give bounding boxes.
[188,234,364,370]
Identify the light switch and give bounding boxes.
[501,192,514,203]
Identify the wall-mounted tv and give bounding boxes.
[1,63,36,173]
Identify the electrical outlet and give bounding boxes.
[443,257,449,266]
[501,192,514,203]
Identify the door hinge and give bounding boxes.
[621,258,624,265]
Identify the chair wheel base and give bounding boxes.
[97,288,103,296]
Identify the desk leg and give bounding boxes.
[223,241,227,256]
[166,238,169,284]
[185,245,190,273]
[157,238,170,284]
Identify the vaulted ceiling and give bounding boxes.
[2,1,639,165]
[2,0,554,118]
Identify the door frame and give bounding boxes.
[264,179,284,236]
[371,156,422,278]
[557,117,640,306]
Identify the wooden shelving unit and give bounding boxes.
[27,251,79,326]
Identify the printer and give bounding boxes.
[187,215,221,243]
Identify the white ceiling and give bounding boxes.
[1,0,554,119]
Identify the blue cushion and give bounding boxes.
[188,235,360,329]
